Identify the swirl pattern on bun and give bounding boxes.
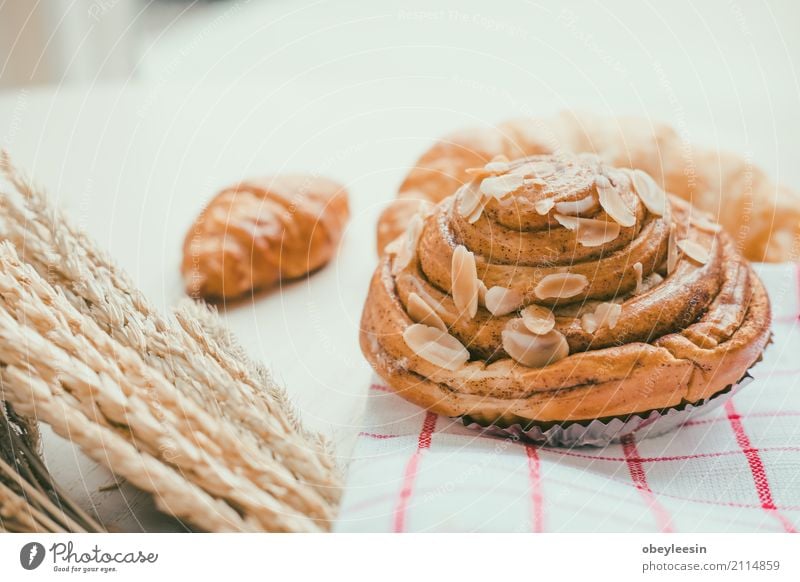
[360,154,771,428]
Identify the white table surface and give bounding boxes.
[0,0,798,531]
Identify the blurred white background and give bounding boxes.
[1,0,799,531]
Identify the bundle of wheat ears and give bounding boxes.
[0,152,341,532]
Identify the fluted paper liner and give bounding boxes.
[462,374,752,447]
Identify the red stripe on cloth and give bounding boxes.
[525,445,544,532]
[541,444,800,463]
[392,412,437,532]
[725,401,797,532]
[621,434,674,532]
[685,411,800,427]
[370,383,392,393]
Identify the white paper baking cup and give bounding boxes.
[462,374,752,447]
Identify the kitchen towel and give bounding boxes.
[335,263,800,532]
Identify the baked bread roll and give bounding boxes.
[360,154,771,430]
[182,175,349,299]
[377,112,800,262]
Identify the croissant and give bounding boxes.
[377,111,800,263]
[182,175,349,299]
[360,154,771,434]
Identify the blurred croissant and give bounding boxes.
[182,175,349,299]
[378,111,800,262]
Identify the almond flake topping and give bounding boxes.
[501,320,569,368]
[403,324,469,371]
[466,199,487,224]
[524,178,547,187]
[677,239,710,265]
[580,313,598,334]
[554,195,597,216]
[407,292,447,331]
[630,169,667,216]
[419,200,435,217]
[594,302,622,329]
[479,173,524,199]
[667,225,679,275]
[477,279,488,306]
[484,286,524,316]
[465,155,512,179]
[580,302,622,334]
[553,213,621,247]
[534,198,555,215]
[383,236,402,256]
[451,245,479,318]
[690,212,723,233]
[458,182,483,218]
[633,262,644,295]
[596,175,636,227]
[520,305,555,335]
[407,277,452,319]
[392,214,423,274]
[534,273,589,300]
[484,160,511,174]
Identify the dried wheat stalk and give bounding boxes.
[0,153,342,531]
[1,402,105,532]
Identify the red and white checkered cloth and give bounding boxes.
[335,264,800,532]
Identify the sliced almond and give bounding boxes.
[407,292,447,331]
[553,213,580,230]
[484,286,524,316]
[392,214,424,273]
[502,322,569,368]
[403,324,469,371]
[524,178,547,187]
[553,213,621,247]
[458,182,483,218]
[384,235,403,256]
[479,174,524,199]
[677,239,710,265]
[419,200,435,217]
[534,273,589,300]
[484,160,511,174]
[451,245,479,318]
[641,272,664,293]
[630,169,667,216]
[511,160,556,179]
[580,313,598,334]
[520,305,555,335]
[465,156,511,179]
[465,167,491,179]
[477,279,488,306]
[466,198,487,224]
[554,195,596,216]
[534,198,555,215]
[633,262,643,295]
[593,302,622,330]
[407,277,451,319]
[667,225,679,275]
[596,175,635,227]
[690,212,723,233]
[580,302,621,334]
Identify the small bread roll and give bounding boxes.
[182,175,349,299]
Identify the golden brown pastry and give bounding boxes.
[360,154,771,429]
[182,175,349,299]
[377,112,800,262]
